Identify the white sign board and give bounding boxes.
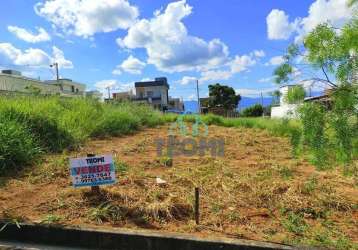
[70,155,116,188]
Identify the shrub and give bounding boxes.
[0,118,41,173]
[92,109,140,137]
[285,85,305,104]
[241,104,264,117]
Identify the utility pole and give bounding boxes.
[50,62,59,81]
[196,79,200,114]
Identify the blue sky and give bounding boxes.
[0,0,354,99]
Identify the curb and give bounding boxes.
[0,222,294,250]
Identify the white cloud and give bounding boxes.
[267,9,298,40]
[34,0,139,38]
[114,55,145,74]
[266,0,356,41]
[296,0,355,41]
[252,50,265,58]
[0,43,73,68]
[258,76,274,83]
[95,79,135,98]
[200,70,232,82]
[230,54,256,73]
[265,56,285,66]
[52,46,73,68]
[7,26,51,43]
[118,0,229,72]
[176,76,196,85]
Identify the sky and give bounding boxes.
[0,0,355,100]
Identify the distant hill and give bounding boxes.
[184,96,274,113]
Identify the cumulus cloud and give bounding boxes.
[258,76,274,83]
[296,0,355,41]
[253,50,266,58]
[113,55,145,75]
[52,46,73,68]
[34,0,139,38]
[0,43,73,68]
[266,9,298,40]
[117,0,229,72]
[200,70,232,82]
[8,26,51,43]
[266,0,356,41]
[176,76,196,85]
[265,56,285,66]
[230,54,256,73]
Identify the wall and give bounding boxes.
[271,104,300,118]
[0,74,60,95]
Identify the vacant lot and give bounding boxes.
[0,125,357,249]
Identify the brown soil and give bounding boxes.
[0,125,357,247]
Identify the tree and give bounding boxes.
[272,5,358,167]
[285,85,306,104]
[208,83,241,110]
[241,104,263,117]
[270,90,281,105]
[273,14,358,87]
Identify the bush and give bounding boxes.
[0,118,41,173]
[241,104,264,117]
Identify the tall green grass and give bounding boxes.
[178,113,300,137]
[0,96,166,173]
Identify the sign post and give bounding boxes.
[70,154,116,191]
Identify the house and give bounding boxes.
[112,90,135,101]
[0,69,86,97]
[0,70,60,95]
[134,77,170,110]
[271,84,333,118]
[45,79,86,97]
[111,77,184,111]
[168,97,185,112]
[86,90,103,100]
[271,85,301,118]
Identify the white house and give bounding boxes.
[271,85,301,118]
[0,69,86,97]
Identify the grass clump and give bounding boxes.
[282,211,307,235]
[0,96,165,174]
[0,118,41,173]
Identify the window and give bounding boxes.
[147,91,153,97]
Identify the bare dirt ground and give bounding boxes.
[0,125,357,248]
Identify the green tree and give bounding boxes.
[208,83,241,110]
[241,104,264,117]
[273,14,358,87]
[285,85,306,104]
[272,5,358,168]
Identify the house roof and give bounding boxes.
[135,79,169,88]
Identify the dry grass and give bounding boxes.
[0,124,357,249]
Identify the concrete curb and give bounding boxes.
[0,222,294,250]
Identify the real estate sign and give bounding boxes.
[70,155,116,188]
